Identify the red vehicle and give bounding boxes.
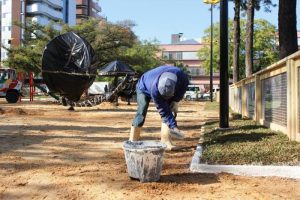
[0,68,22,103]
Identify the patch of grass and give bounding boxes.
[204,101,219,111]
[201,119,300,165]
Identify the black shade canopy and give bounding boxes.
[98,60,135,76]
[42,32,97,101]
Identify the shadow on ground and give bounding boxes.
[160,172,219,185]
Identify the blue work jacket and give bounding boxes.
[137,66,189,128]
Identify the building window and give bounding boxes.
[162,51,183,60]
[2,39,11,45]
[2,13,8,18]
[162,51,199,60]
[2,26,11,32]
[1,52,7,59]
[182,52,198,60]
[188,67,205,76]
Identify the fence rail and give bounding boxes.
[229,50,300,141]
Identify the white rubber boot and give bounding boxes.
[129,126,141,141]
[161,122,177,151]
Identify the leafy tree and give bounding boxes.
[69,19,162,74]
[2,21,61,74]
[198,19,278,79]
[121,40,163,74]
[65,19,138,68]
[2,18,161,75]
[198,22,222,75]
[171,62,190,74]
[244,0,275,77]
[278,0,298,59]
[252,19,278,72]
[230,0,275,81]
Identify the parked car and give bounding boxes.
[184,85,202,100]
[202,88,220,100]
[0,68,22,103]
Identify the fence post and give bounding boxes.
[287,59,297,141]
[241,80,247,117]
[297,65,300,141]
[255,75,261,123]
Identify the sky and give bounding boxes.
[100,0,300,44]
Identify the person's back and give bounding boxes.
[129,65,189,150]
[137,66,189,101]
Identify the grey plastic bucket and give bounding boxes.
[123,140,167,182]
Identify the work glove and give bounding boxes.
[169,101,179,118]
[169,127,185,140]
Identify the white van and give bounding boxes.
[184,85,202,100]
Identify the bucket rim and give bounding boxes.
[123,140,167,151]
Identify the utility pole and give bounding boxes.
[203,0,219,102]
[210,4,213,102]
[219,0,229,128]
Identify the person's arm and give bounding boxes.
[151,85,177,129]
[172,92,185,102]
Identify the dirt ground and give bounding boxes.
[0,99,299,200]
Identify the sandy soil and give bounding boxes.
[0,99,299,200]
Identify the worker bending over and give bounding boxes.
[129,66,189,150]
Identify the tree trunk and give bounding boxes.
[279,0,298,59]
[233,0,241,83]
[245,0,254,77]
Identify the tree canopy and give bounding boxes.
[2,18,162,75]
[197,18,278,79]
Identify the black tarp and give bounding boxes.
[98,60,136,98]
[42,32,97,101]
[98,60,135,76]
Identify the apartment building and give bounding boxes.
[1,0,76,63]
[26,0,76,27]
[76,0,101,24]
[159,34,220,92]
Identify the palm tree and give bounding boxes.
[278,0,298,59]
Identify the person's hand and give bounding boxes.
[170,101,178,118]
[169,127,185,139]
[170,101,178,113]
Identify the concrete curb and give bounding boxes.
[189,125,300,179]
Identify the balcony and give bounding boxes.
[29,0,63,9]
[91,1,101,12]
[26,3,63,21]
[90,10,101,19]
[31,16,61,30]
[76,8,88,15]
[45,0,63,8]
[76,0,88,6]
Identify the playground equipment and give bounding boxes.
[41,32,137,108]
[0,68,22,103]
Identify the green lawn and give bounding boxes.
[201,102,300,165]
